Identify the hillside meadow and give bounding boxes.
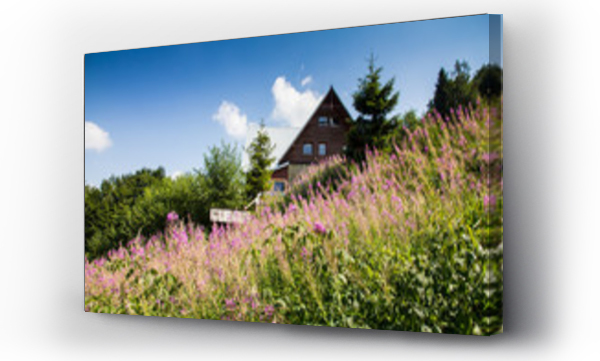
[85,105,503,335]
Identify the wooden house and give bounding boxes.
[271,86,352,192]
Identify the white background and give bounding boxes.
[1,1,599,360]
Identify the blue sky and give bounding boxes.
[85,14,499,186]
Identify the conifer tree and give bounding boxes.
[346,55,399,161]
[429,68,451,118]
[245,120,275,202]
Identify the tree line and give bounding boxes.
[345,57,502,162]
[85,132,275,260]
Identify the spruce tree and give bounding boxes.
[429,68,451,118]
[346,55,399,161]
[245,120,275,202]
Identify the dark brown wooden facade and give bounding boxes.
[271,87,352,189]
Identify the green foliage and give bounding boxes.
[128,174,209,234]
[202,141,246,210]
[346,55,400,162]
[245,120,275,202]
[385,109,423,147]
[84,168,166,259]
[85,142,247,260]
[428,68,452,119]
[428,60,478,120]
[472,63,503,105]
[428,61,503,121]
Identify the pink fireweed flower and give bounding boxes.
[225,298,236,310]
[391,195,403,212]
[172,229,188,244]
[167,211,179,222]
[264,305,275,317]
[131,246,144,257]
[482,152,499,164]
[313,222,327,235]
[484,195,497,210]
[230,238,241,248]
[288,203,297,213]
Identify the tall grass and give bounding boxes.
[85,105,502,335]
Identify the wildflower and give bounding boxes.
[313,222,327,234]
[288,203,297,213]
[391,195,403,212]
[225,298,236,310]
[301,246,312,261]
[264,305,275,317]
[484,195,497,210]
[131,246,144,257]
[173,229,188,244]
[482,152,498,164]
[167,211,179,222]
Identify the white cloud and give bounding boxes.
[170,171,183,180]
[301,76,313,87]
[85,121,112,152]
[212,101,248,140]
[271,76,322,127]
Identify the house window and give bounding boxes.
[273,181,286,192]
[318,143,327,156]
[303,143,313,155]
[318,116,329,126]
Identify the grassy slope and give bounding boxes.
[85,105,503,335]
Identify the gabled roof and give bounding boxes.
[276,86,352,165]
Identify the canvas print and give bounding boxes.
[85,14,503,335]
